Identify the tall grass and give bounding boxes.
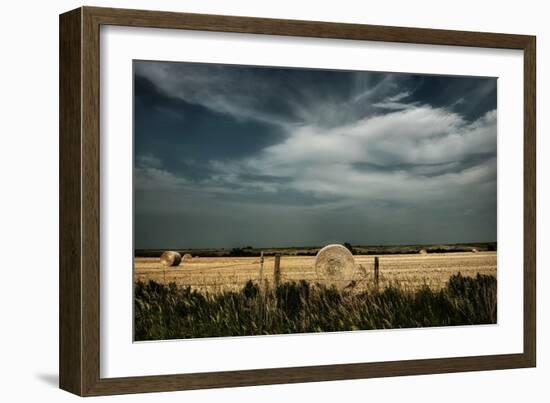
[134,273,496,341]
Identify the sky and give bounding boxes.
[133,60,497,249]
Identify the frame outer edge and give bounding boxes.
[81,5,103,396]
[523,36,536,367]
[59,7,84,396]
[82,5,531,49]
[58,6,537,396]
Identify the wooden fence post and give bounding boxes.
[274,254,281,288]
[374,256,380,288]
[259,251,264,287]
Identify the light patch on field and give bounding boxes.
[134,252,497,293]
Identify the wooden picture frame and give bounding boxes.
[59,6,536,396]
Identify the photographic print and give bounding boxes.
[133,60,497,341]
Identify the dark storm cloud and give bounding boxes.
[134,74,287,181]
[403,75,497,121]
[134,60,497,249]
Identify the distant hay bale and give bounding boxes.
[314,244,356,287]
[183,253,193,260]
[471,248,479,253]
[160,251,182,267]
[419,249,428,255]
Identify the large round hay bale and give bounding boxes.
[419,249,428,255]
[160,251,182,267]
[314,244,356,287]
[183,253,193,260]
[471,248,479,253]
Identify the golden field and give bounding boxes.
[134,251,496,292]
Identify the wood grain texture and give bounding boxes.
[59,6,537,396]
[86,353,532,396]
[523,38,536,367]
[81,6,102,396]
[59,8,82,396]
[86,6,532,49]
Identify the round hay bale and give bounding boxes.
[183,253,193,260]
[160,251,182,267]
[471,248,479,253]
[314,244,356,287]
[419,249,428,255]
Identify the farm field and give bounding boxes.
[134,251,497,293]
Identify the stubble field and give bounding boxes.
[134,251,497,293]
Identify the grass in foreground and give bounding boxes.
[134,273,496,341]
